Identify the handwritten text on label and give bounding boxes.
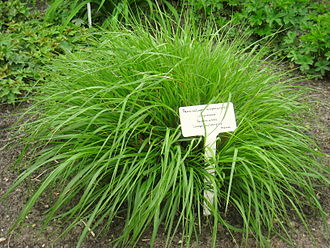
[179,103,237,137]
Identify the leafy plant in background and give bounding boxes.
[0,0,92,104]
[284,12,330,78]
[3,14,329,247]
[0,0,32,29]
[186,0,330,78]
[45,0,158,26]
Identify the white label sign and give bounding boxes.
[179,102,237,215]
[179,102,237,138]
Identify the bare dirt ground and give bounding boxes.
[0,79,329,248]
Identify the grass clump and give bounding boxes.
[3,16,329,247]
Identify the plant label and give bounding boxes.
[179,102,237,215]
[179,102,236,138]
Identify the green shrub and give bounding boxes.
[285,12,330,77]
[0,0,35,27]
[3,16,329,247]
[0,0,92,104]
[187,0,330,78]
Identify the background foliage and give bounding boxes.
[44,0,159,26]
[1,0,328,104]
[187,0,330,78]
[42,0,330,78]
[0,0,91,104]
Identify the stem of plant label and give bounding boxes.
[203,132,217,216]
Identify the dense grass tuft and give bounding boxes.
[3,16,329,247]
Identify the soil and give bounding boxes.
[0,79,329,248]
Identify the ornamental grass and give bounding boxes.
[3,15,329,247]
